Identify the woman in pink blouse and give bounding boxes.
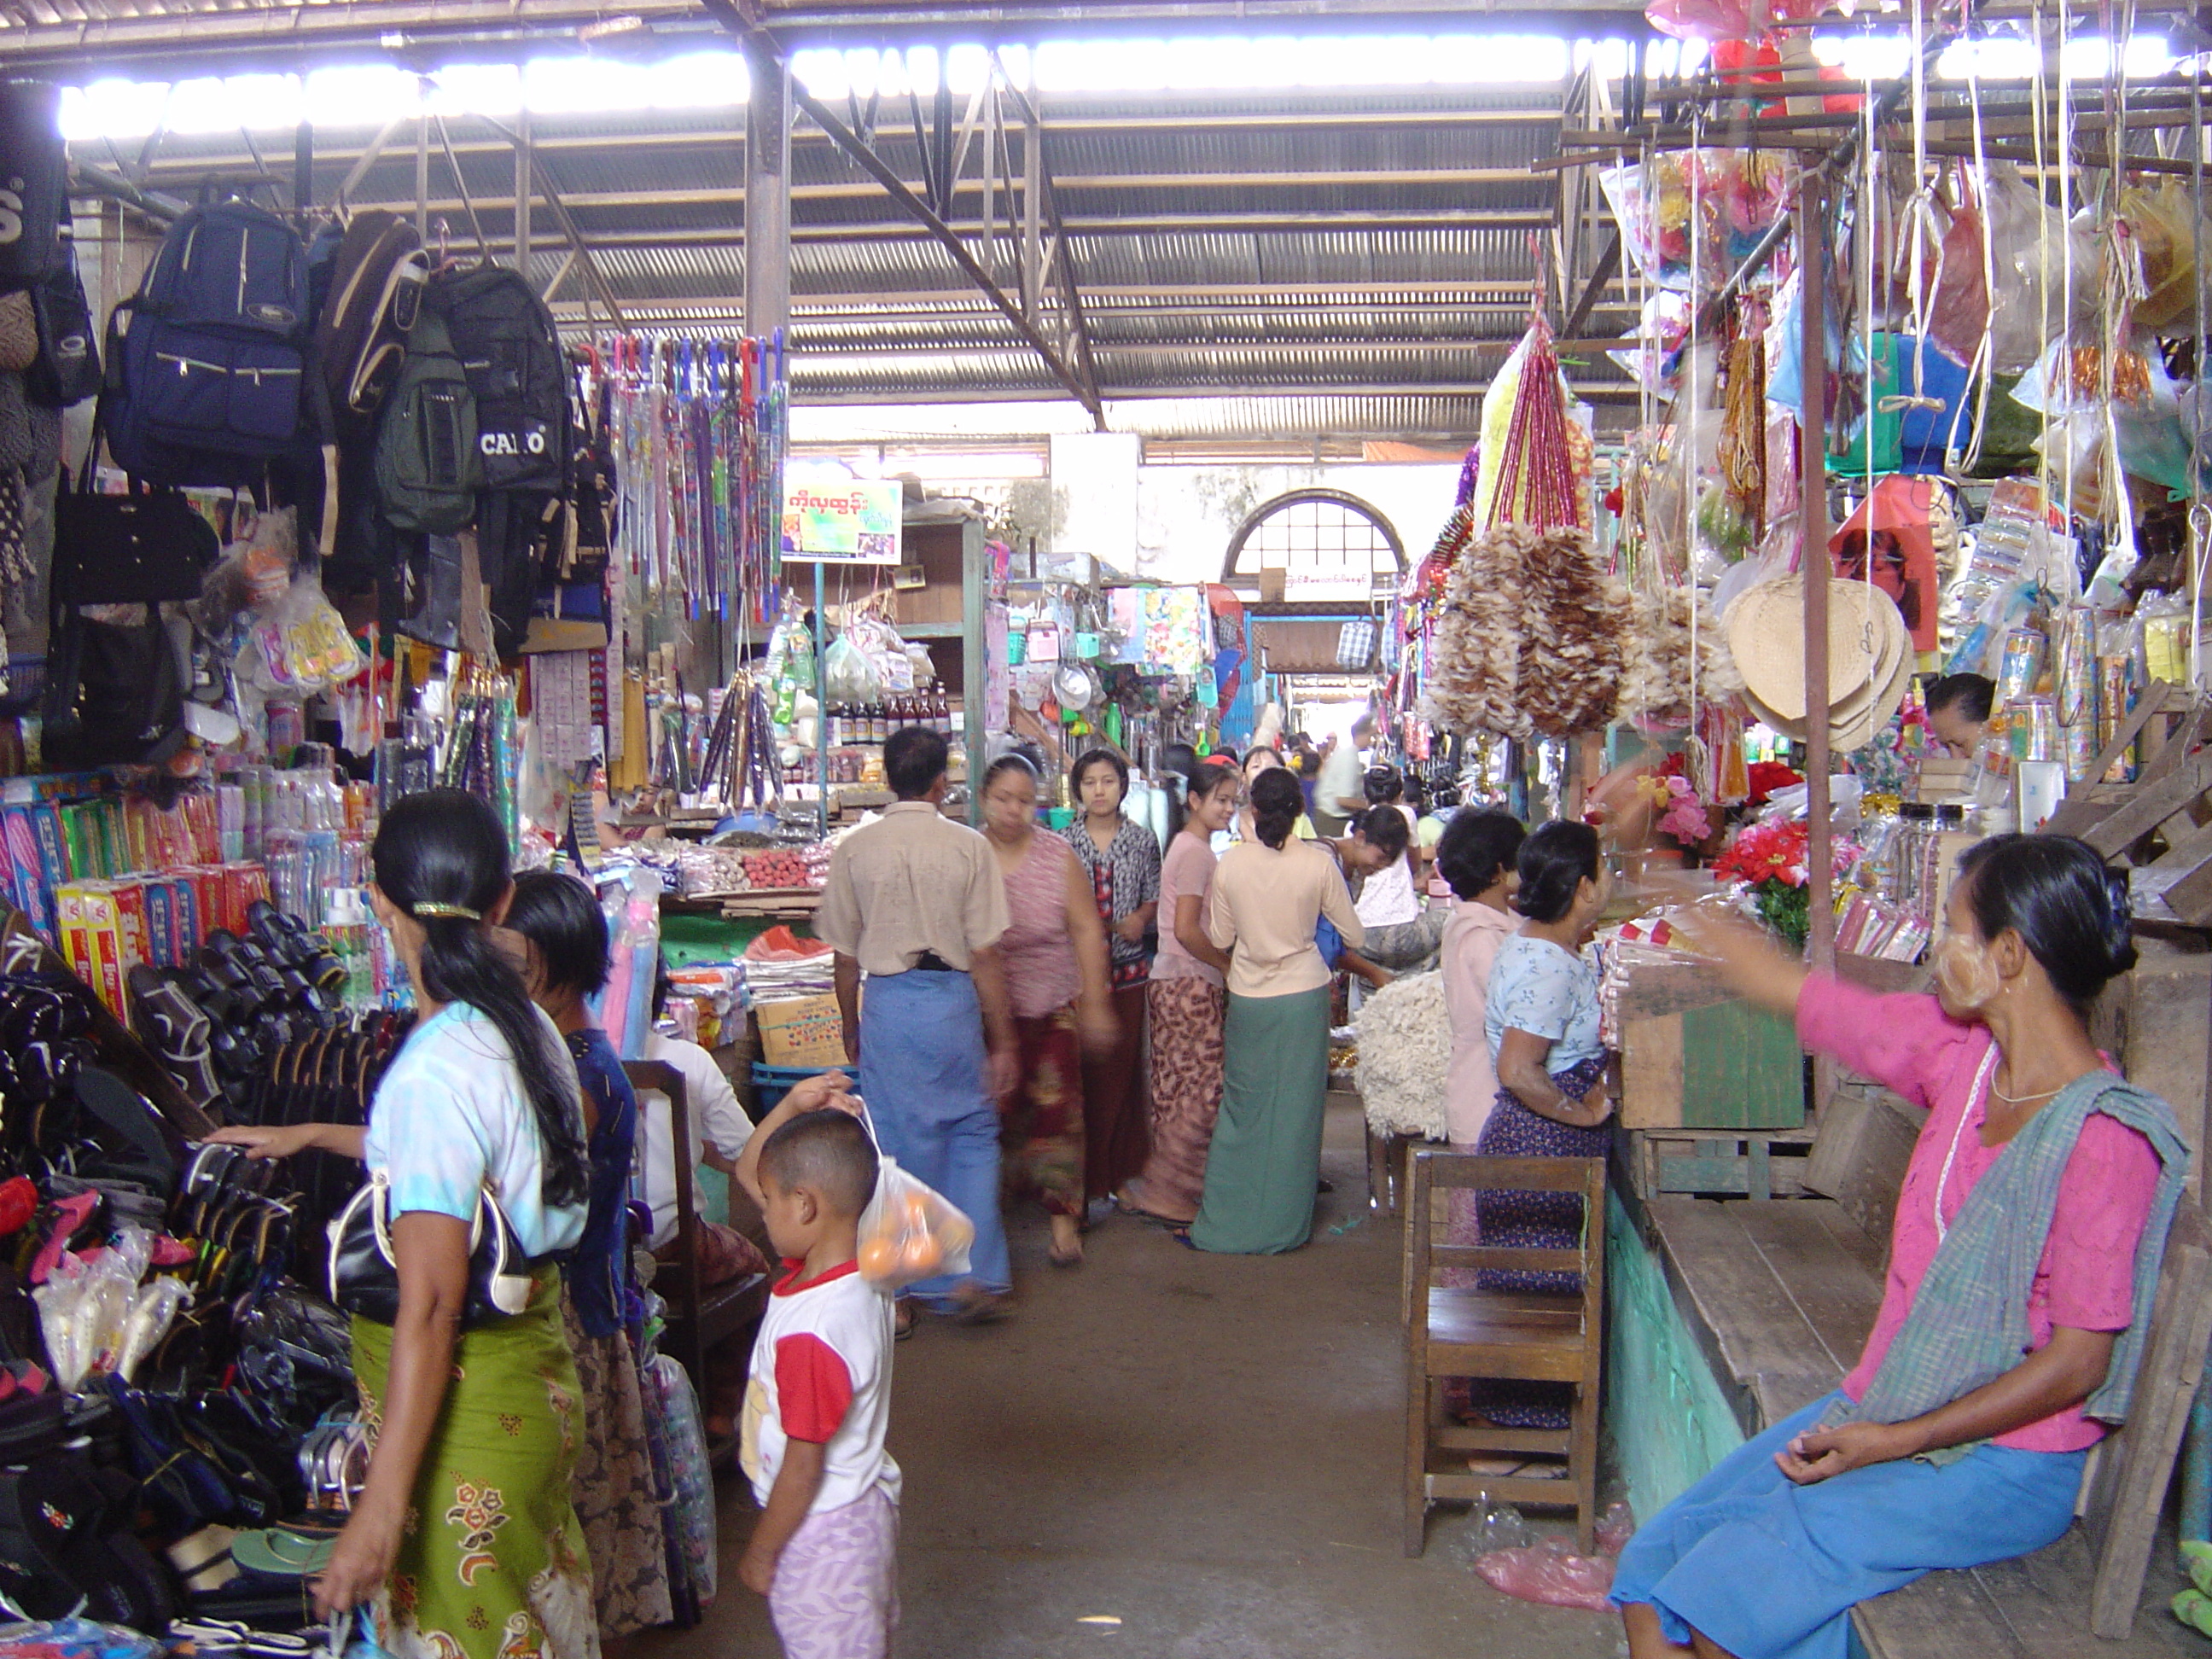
[981,755,1118,1269]
[1116,757,1242,1226]
[1432,809,1525,1310]
[1614,834,2188,1659]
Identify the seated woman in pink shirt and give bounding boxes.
[1612,834,2189,1659]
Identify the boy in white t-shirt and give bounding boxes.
[733,1081,900,1659]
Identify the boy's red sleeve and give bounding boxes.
[773,1333,855,1443]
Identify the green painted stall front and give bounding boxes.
[1602,1190,1745,1525]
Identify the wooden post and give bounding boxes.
[1799,169,1835,973]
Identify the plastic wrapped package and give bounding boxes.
[1601,150,1792,294]
[2017,335,2201,502]
[32,1228,154,1390]
[822,633,879,706]
[645,1353,717,1603]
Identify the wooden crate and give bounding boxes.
[1617,958,1807,1132]
[1623,1126,1817,1202]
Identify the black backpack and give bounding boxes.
[316,209,428,422]
[102,200,311,483]
[427,264,566,492]
[0,81,67,285]
[26,241,98,407]
[374,307,480,534]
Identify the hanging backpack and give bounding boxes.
[375,308,480,535]
[26,241,97,408]
[0,82,67,286]
[102,201,311,483]
[427,265,566,493]
[316,210,428,422]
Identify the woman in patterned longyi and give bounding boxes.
[1062,748,1161,1207]
[212,790,599,1659]
[1469,818,1615,1432]
[981,754,1119,1269]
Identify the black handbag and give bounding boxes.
[326,1170,534,1327]
[51,460,219,607]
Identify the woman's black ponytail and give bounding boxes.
[1249,767,1303,850]
[373,789,590,1210]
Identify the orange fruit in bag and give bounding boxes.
[859,1236,900,1278]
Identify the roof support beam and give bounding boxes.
[744,31,791,337]
[1560,230,1621,341]
[335,112,410,209]
[699,2,1103,427]
[476,114,628,327]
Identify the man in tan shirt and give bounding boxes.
[814,725,1017,1323]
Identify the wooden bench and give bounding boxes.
[625,1060,770,1406]
[1624,1187,2212,1656]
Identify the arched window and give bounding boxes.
[1223,489,1404,601]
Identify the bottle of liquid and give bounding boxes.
[324,888,374,1014]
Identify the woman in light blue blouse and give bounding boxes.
[1470,819,1614,1430]
[214,791,598,1659]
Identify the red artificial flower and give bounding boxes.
[1745,761,1802,806]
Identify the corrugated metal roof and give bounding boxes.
[110,68,1632,438]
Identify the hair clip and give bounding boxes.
[409,902,481,922]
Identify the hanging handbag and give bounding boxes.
[326,1171,534,1328]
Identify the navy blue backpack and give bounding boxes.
[102,201,311,482]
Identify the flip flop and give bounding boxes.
[1112,1194,1192,1229]
[230,1526,336,1578]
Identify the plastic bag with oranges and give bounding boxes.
[855,1155,976,1291]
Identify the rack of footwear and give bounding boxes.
[0,887,404,1639]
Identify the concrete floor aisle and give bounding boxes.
[661,1095,1625,1658]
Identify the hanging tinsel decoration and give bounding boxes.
[1718,335,1767,540]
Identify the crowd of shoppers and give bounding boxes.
[183,719,2192,1659]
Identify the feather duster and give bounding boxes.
[1620,585,1746,728]
[1426,523,1627,738]
[1518,525,1629,737]
[1353,970,1452,1141]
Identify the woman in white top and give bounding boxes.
[214,790,597,1659]
[1188,767,1364,1254]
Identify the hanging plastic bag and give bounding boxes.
[855,1109,976,1291]
[1982,163,2103,375]
[2120,180,2212,333]
[823,632,879,706]
[1925,195,1991,369]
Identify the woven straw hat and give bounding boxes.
[1724,573,1910,745]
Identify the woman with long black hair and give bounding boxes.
[505,869,672,1640]
[214,790,598,1659]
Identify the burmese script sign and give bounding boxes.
[782,476,904,564]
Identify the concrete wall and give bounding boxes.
[1027,437,1464,588]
